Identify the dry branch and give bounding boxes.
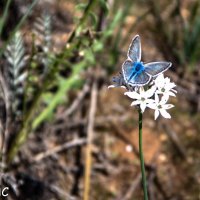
[32,138,87,163]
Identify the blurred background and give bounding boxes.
[0,0,200,199]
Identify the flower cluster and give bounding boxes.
[109,74,177,120]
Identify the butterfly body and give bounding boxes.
[122,35,172,87]
[127,62,145,82]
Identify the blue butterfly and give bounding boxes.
[122,35,172,86]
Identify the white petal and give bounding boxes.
[162,104,174,109]
[131,100,141,106]
[134,86,140,92]
[160,109,171,119]
[167,82,176,89]
[155,94,159,104]
[171,89,177,93]
[159,74,164,80]
[147,103,157,109]
[154,109,160,120]
[168,91,176,97]
[108,85,115,89]
[125,91,141,99]
[145,86,156,98]
[155,74,165,87]
[149,80,154,86]
[155,90,162,95]
[140,102,146,113]
[155,74,164,82]
[139,87,145,96]
[163,94,170,100]
[145,99,155,104]
[160,95,169,104]
[165,77,170,82]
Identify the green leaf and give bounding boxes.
[103,10,123,39]
[89,11,98,26]
[32,60,88,129]
[0,0,12,37]
[98,0,109,16]
[0,0,39,57]
[92,39,104,52]
[84,48,95,64]
[75,3,87,11]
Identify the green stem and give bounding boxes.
[0,0,13,37]
[0,0,39,57]
[138,109,148,200]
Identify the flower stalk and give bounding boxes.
[108,34,176,199]
[138,108,148,200]
[83,81,97,200]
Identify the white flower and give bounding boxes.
[154,74,177,98]
[108,85,126,89]
[124,86,156,112]
[147,94,174,120]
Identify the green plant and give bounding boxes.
[146,0,200,72]
[4,31,26,117]
[4,0,131,164]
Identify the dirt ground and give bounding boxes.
[1,0,200,200]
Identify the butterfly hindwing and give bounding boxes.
[122,59,134,83]
[128,35,141,62]
[144,62,172,77]
[112,72,125,87]
[129,71,151,86]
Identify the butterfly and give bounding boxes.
[122,35,172,87]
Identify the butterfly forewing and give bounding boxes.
[129,71,150,86]
[122,59,134,82]
[144,62,172,77]
[128,35,141,62]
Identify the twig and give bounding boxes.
[58,80,91,119]
[120,174,142,200]
[32,138,87,163]
[53,113,131,132]
[154,173,169,200]
[3,172,76,200]
[149,152,170,200]
[0,69,11,181]
[2,173,19,199]
[162,123,186,159]
[147,166,156,200]
[83,81,98,200]
[71,133,84,196]
[46,184,77,200]
[67,0,96,43]
[115,143,168,200]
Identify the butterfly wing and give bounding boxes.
[112,73,125,87]
[144,62,172,77]
[128,71,151,86]
[122,59,134,83]
[122,59,151,86]
[127,35,141,62]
